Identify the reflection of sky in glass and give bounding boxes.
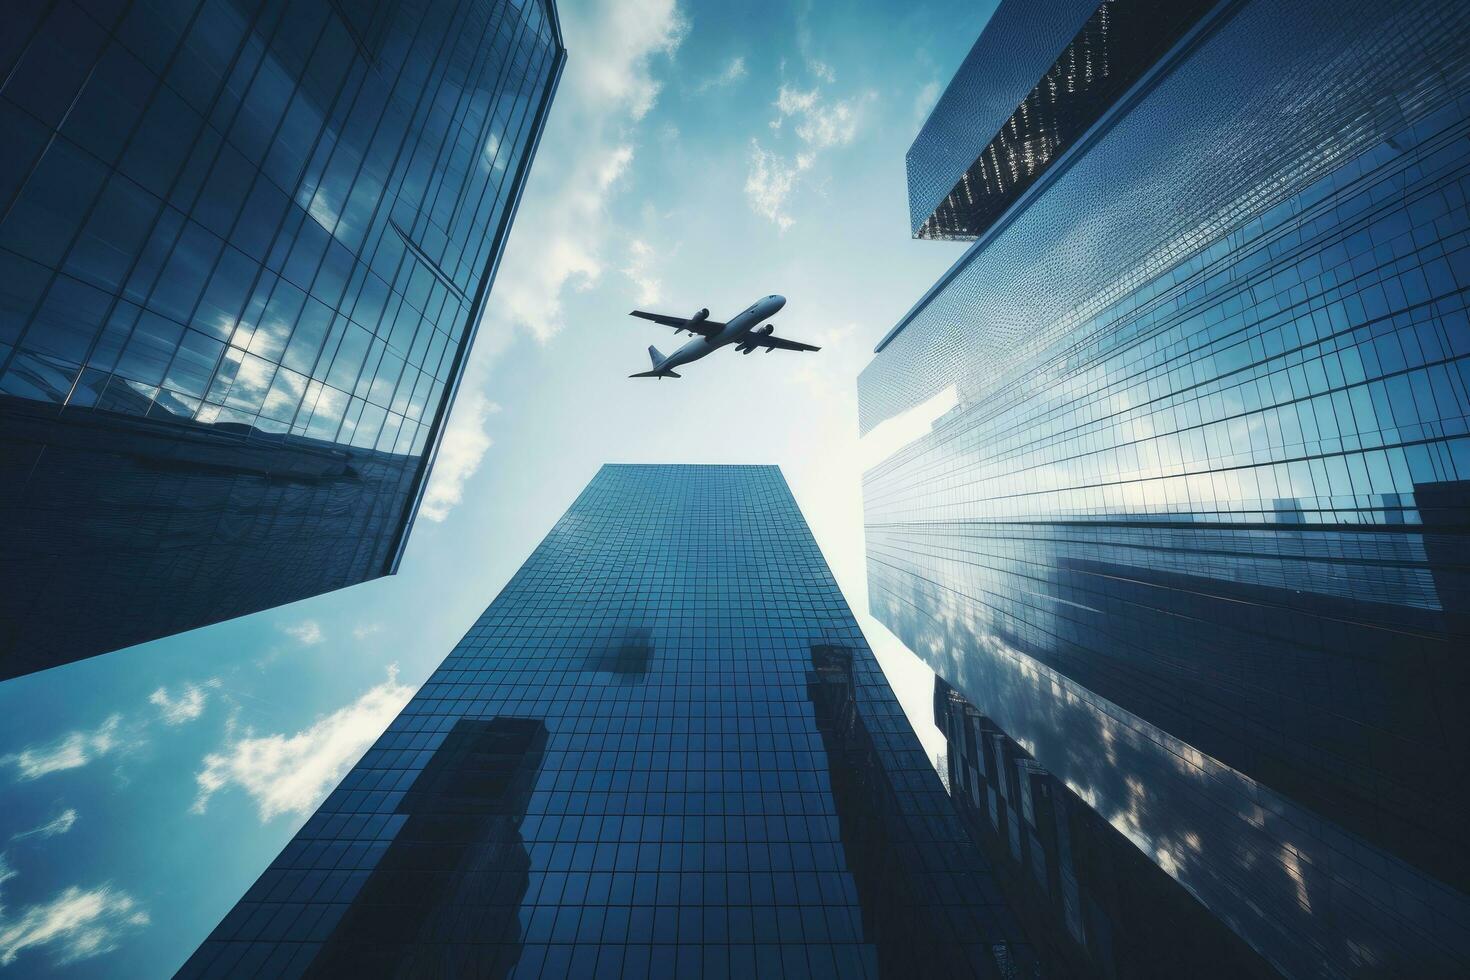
[180,465,1033,976]
[872,573,1470,977]
[0,2,1028,975]
[0,0,565,676]
[0,0,560,462]
[861,0,1470,437]
[861,0,1470,974]
[935,679,1278,976]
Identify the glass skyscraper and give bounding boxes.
[0,0,564,678]
[934,678,1275,980]
[177,465,1032,978]
[861,0,1470,976]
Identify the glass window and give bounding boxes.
[61,41,154,164]
[195,246,261,341]
[115,311,184,386]
[24,276,111,363]
[164,329,226,398]
[0,137,107,269]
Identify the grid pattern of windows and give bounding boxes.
[903,0,1097,238]
[933,679,1275,980]
[0,0,564,674]
[913,0,1215,242]
[867,0,1470,405]
[861,0,1470,975]
[179,465,1031,978]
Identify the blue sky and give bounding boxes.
[0,0,997,974]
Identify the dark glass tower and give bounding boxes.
[861,0,1470,975]
[0,0,565,678]
[177,465,1031,978]
[934,678,1276,980]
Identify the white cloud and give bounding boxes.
[913,79,942,126]
[2,683,220,782]
[695,55,747,93]
[487,0,686,345]
[0,853,146,969]
[148,684,208,726]
[10,810,78,843]
[570,0,686,121]
[192,665,414,821]
[352,623,385,641]
[282,620,324,646]
[420,392,499,523]
[485,144,635,346]
[858,383,960,472]
[2,717,122,781]
[417,0,686,523]
[0,884,149,968]
[745,140,805,231]
[776,84,867,151]
[621,239,664,306]
[746,82,873,229]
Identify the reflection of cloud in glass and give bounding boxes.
[306,188,342,236]
[260,366,307,423]
[858,383,957,472]
[871,569,1470,976]
[481,133,504,173]
[221,351,276,413]
[304,385,348,442]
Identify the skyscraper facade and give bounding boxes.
[0,0,564,677]
[178,465,1032,978]
[934,678,1274,980]
[860,0,1470,975]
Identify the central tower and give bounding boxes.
[179,464,1029,978]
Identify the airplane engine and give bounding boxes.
[759,324,774,335]
[688,308,709,324]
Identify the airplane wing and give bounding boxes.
[742,332,821,353]
[629,310,724,337]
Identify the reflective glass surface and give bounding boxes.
[0,0,564,676]
[862,0,1470,975]
[913,0,1215,242]
[934,679,1275,980]
[179,465,1031,978]
[903,0,1097,238]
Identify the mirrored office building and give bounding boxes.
[934,678,1275,980]
[861,0,1470,975]
[178,465,1033,978]
[0,0,564,677]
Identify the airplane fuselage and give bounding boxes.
[656,295,786,372]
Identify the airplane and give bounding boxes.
[627,294,820,378]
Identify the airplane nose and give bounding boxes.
[771,295,786,309]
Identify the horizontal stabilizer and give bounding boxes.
[630,344,679,377]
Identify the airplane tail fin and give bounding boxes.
[629,345,680,378]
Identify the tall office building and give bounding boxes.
[0,0,564,677]
[860,0,1470,975]
[178,465,1032,978]
[934,678,1274,980]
